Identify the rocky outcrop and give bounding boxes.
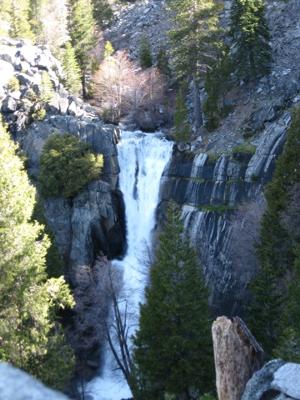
[68,256,119,380]
[212,316,264,400]
[0,38,126,378]
[160,112,291,314]
[105,0,170,60]
[0,363,70,400]
[160,0,300,315]
[242,360,300,400]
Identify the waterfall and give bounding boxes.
[87,130,173,400]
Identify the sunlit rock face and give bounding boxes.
[242,360,300,400]
[0,363,70,400]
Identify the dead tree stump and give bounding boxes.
[212,316,264,400]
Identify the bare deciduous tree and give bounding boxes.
[93,50,166,125]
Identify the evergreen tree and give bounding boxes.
[174,87,191,142]
[69,0,97,97]
[9,0,34,39]
[29,0,46,39]
[203,50,233,131]
[139,35,153,69]
[133,204,214,400]
[62,42,82,95]
[156,47,171,78]
[230,0,272,80]
[0,120,75,389]
[0,0,12,36]
[248,107,300,355]
[168,0,222,131]
[91,0,113,27]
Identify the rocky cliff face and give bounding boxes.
[159,0,300,315]
[0,37,126,378]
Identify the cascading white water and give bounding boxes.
[87,130,173,400]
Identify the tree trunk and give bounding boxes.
[212,316,264,400]
[82,73,87,99]
[192,76,203,133]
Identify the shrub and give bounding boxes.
[232,143,256,155]
[40,71,54,103]
[39,134,103,198]
[139,35,153,69]
[32,108,46,121]
[7,76,20,92]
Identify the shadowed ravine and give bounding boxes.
[87,131,173,400]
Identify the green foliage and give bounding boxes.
[0,120,74,389]
[104,41,114,59]
[40,71,54,103]
[230,0,272,80]
[0,0,11,36]
[92,0,113,27]
[201,204,235,213]
[29,0,45,39]
[139,35,153,69]
[32,107,46,121]
[156,47,171,77]
[39,134,103,198]
[203,51,233,131]
[7,76,20,92]
[232,143,256,155]
[69,0,97,96]
[32,197,65,278]
[62,42,82,95]
[174,87,191,142]
[133,203,214,399]
[9,0,34,39]
[248,107,300,355]
[168,0,222,83]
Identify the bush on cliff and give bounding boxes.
[39,134,103,198]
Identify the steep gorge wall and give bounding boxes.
[160,0,300,315]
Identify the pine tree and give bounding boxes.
[69,0,97,97]
[174,87,191,142]
[9,0,34,39]
[133,204,214,400]
[157,47,171,78]
[168,0,222,131]
[0,0,12,36]
[203,50,233,131]
[248,107,300,355]
[91,0,113,27]
[0,120,75,389]
[230,0,272,80]
[139,35,153,69]
[62,42,82,95]
[29,0,45,39]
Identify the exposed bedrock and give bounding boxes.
[159,112,291,315]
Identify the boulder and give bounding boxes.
[272,363,300,399]
[0,363,69,400]
[1,96,18,113]
[242,360,286,400]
